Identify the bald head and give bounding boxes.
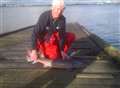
[51,0,65,20]
[52,0,65,9]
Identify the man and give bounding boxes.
[26,0,75,66]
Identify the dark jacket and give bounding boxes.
[32,10,66,51]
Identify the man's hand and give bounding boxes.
[61,51,70,60]
[30,50,38,61]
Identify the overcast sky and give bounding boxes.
[1,0,120,2]
[1,0,120,4]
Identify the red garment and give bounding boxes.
[36,32,75,60]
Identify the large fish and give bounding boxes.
[37,57,82,69]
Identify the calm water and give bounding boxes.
[0,4,120,49]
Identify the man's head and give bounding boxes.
[51,0,65,20]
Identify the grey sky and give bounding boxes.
[1,0,120,4]
[1,0,120,2]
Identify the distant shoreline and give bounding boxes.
[0,3,120,7]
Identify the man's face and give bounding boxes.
[52,6,64,19]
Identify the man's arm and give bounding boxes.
[31,12,48,49]
[59,17,70,59]
[59,16,66,51]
